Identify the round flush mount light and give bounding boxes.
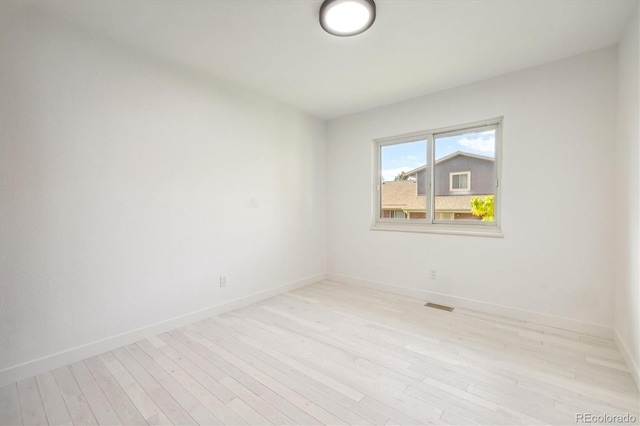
[319,0,376,37]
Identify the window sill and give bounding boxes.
[371,222,504,238]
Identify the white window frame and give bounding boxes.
[372,117,503,237]
[450,171,471,191]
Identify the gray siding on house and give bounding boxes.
[436,156,494,196]
[417,169,427,195]
[416,155,495,196]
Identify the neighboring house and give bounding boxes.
[381,152,495,220]
[380,181,427,219]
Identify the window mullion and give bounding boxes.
[427,134,435,223]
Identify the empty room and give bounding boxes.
[1,0,639,425]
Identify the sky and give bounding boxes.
[381,129,495,182]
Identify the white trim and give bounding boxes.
[371,223,503,237]
[0,274,325,387]
[325,273,614,339]
[427,133,434,222]
[450,171,471,191]
[614,328,640,391]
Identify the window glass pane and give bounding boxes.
[434,129,496,222]
[460,174,468,188]
[380,140,427,220]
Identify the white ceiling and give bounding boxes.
[20,0,639,119]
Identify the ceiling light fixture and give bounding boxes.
[319,0,376,37]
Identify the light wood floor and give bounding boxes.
[1,281,639,425]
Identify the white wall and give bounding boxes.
[615,9,640,388]
[0,8,325,380]
[326,48,618,335]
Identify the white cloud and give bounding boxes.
[458,131,495,153]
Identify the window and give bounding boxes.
[373,118,502,236]
[382,210,407,219]
[450,172,470,191]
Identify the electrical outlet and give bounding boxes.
[429,269,437,280]
[219,275,227,287]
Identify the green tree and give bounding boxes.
[394,171,409,181]
[470,195,494,221]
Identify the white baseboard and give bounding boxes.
[0,273,325,387]
[326,273,614,340]
[614,328,640,391]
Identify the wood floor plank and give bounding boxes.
[173,327,365,403]
[218,314,399,399]
[439,410,475,425]
[173,331,300,425]
[174,330,329,425]
[16,377,47,426]
[154,334,239,407]
[467,384,569,424]
[99,351,171,425]
[423,377,498,411]
[2,280,638,425]
[135,339,244,425]
[214,315,443,424]
[358,395,423,425]
[200,319,383,425]
[517,374,639,415]
[52,366,98,426]
[226,397,272,425]
[228,307,422,390]
[110,348,196,425]
[0,383,23,426]
[201,319,371,425]
[35,372,72,426]
[68,361,121,425]
[406,383,517,425]
[83,356,147,426]
[121,344,218,425]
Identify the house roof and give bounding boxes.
[404,151,494,177]
[435,195,479,212]
[380,181,426,211]
[437,151,495,164]
[381,180,490,212]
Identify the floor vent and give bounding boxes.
[425,302,454,312]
